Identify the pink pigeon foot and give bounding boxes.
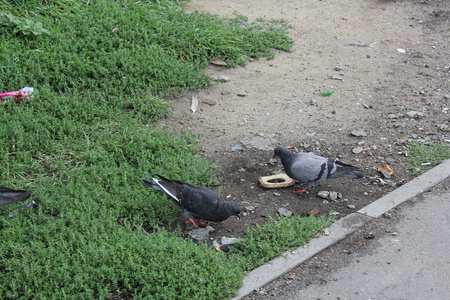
[186,217,200,228]
[293,188,308,195]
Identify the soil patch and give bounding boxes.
[159,0,449,242]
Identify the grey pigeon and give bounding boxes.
[142,175,241,227]
[0,186,32,207]
[273,146,365,194]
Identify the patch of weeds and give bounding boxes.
[401,141,450,175]
[232,214,335,271]
[0,12,50,36]
[0,222,244,299]
[0,0,87,17]
[1,0,293,97]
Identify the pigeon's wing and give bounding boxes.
[0,186,32,207]
[289,153,332,184]
[329,161,365,179]
[155,174,214,193]
[180,186,223,220]
[143,177,184,207]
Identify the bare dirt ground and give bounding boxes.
[159,0,449,247]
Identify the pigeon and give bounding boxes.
[142,175,241,228]
[273,146,365,194]
[0,186,33,207]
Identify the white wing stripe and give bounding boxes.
[152,178,181,203]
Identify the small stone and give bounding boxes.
[188,228,210,243]
[387,114,398,119]
[351,130,368,137]
[330,75,343,80]
[347,204,356,209]
[439,123,448,131]
[323,200,329,204]
[364,232,375,239]
[231,144,242,151]
[352,147,364,154]
[205,225,215,233]
[317,191,330,199]
[245,206,255,213]
[237,92,248,97]
[397,48,406,53]
[329,191,339,201]
[211,75,230,82]
[384,212,392,218]
[277,208,293,217]
[273,192,281,196]
[202,98,217,106]
[221,237,238,252]
[406,111,423,118]
[309,99,317,106]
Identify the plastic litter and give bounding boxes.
[0,87,34,103]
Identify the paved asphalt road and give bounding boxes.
[271,180,450,300]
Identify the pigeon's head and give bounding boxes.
[273,146,290,158]
[228,202,241,218]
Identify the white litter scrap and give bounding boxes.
[191,93,198,115]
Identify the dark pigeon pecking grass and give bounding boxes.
[273,146,365,194]
[142,175,241,228]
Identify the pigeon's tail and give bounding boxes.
[0,186,33,207]
[142,178,181,205]
[331,162,365,179]
[142,178,162,191]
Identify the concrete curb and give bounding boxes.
[233,159,450,299]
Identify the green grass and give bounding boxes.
[0,1,334,298]
[232,214,335,271]
[402,141,450,175]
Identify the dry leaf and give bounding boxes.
[191,93,198,115]
[308,208,320,216]
[210,59,227,66]
[377,164,393,175]
[213,240,223,252]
